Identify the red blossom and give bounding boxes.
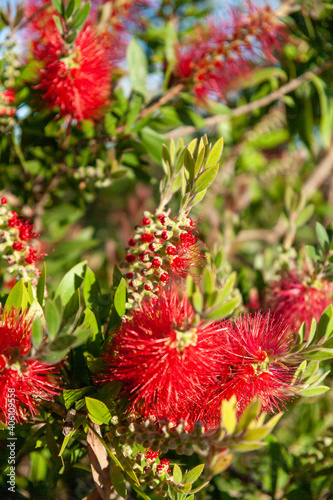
[202,313,297,426]
[267,271,333,338]
[99,287,223,422]
[175,4,287,101]
[1,89,16,104]
[170,229,205,279]
[33,25,113,122]
[0,309,60,424]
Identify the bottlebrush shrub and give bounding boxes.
[0,308,59,424]
[122,212,205,309]
[99,286,224,423]
[0,198,46,288]
[175,3,287,100]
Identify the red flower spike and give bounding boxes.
[0,308,60,424]
[13,241,25,252]
[170,228,205,279]
[99,287,223,423]
[152,257,162,268]
[126,254,136,263]
[141,233,154,243]
[32,24,113,123]
[142,217,151,226]
[160,273,170,283]
[167,246,177,256]
[203,312,297,426]
[267,271,333,338]
[175,4,287,102]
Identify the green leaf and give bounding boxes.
[243,426,275,441]
[105,113,117,136]
[110,464,127,499]
[45,300,61,340]
[194,164,219,194]
[183,464,205,484]
[53,15,64,34]
[230,442,266,452]
[173,464,182,485]
[304,349,333,361]
[65,0,75,18]
[298,386,330,397]
[127,38,148,96]
[295,204,314,228]
[85,397,111,425]
[205,137,224,169]
[236,399,261,432]
[52,0,64,15]
[316,222,329,252]
[31,317,44,350]
[211,453,233,475]
[55,261,87,306]
[114,278,127,317]
[37,263,46,306]
[63,387,95,409]
[70,1,90,30]
[5,280,30,310]
[184,149,195,186]
[222,397,237,434]
[205,297,239,320]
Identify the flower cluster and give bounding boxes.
[0,198,46,287]
[0,308,59,424]
[32,25,113,123]
[175,4,287,100]
[101,283,299,429]
[265,270,333,338]
[123,211,205,309]
[101,287,223,425]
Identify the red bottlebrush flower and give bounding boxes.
[267,271,333,338]
[170,229,205,280]
[0,308,60,424]
[203,313,297,425]
[33,25,113,123]
[99,287,223,421]
[175,4,287,101]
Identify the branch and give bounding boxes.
[230,140,333,253]
[114,83,184,136]
[167,61,332,139]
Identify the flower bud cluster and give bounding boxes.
[122,211,204,309]
[0,199,46,287]
[0,89,17,131]
[108,414,215,457]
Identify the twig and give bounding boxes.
[229,140,333,253]
[114,83,184,136]
[12,1,52,34]
[167,61,333,139]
